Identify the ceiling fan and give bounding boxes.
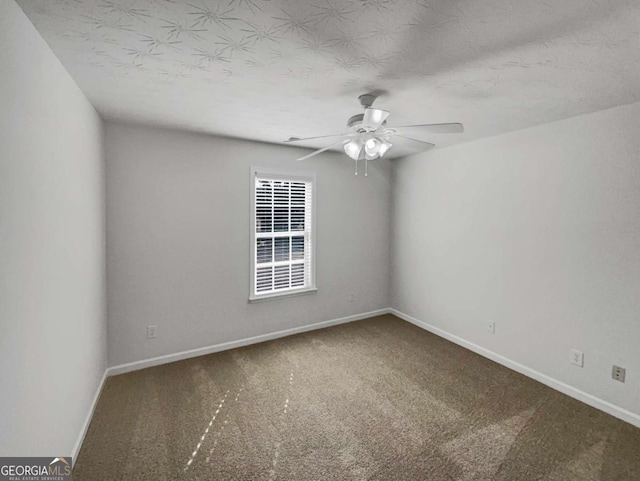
[284,93,464,175]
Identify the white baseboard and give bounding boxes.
[107,308,391,377]
[390,308,640,428]
[72,368,108,466]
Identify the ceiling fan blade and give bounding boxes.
[394,123,464,134]
[296,139,350,161]
[362,108,390,130]
[285,133,354,143]
[392,135,436,151]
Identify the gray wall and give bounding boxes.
[392,101,640,417]
[105,121,391,366]
[0,0,106,457]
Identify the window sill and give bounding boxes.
[249,287,317,303]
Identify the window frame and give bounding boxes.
[249,167,317,303]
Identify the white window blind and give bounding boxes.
[251,171,315,300]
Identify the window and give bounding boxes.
[250,168,316,301]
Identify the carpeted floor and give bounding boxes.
[74,314,640,480]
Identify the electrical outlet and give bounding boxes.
[487,321,495,334]
[612,365,626,383]
[147,325,157,339]
[348,292,355,302]
[570,349,584,367]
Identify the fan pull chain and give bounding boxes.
[365,158,368,177]
[354,158,358,176]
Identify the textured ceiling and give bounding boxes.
[16,0,640,152]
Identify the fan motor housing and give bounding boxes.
[347,113,386,131]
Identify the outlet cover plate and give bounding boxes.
[612,365,626,382]
[147,325,157,339]
[570,349,584,367]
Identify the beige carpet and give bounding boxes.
[74,314,640,480]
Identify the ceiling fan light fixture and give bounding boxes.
[378,139,392,157]
[344,138,363,160]
[364,138,381,157]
